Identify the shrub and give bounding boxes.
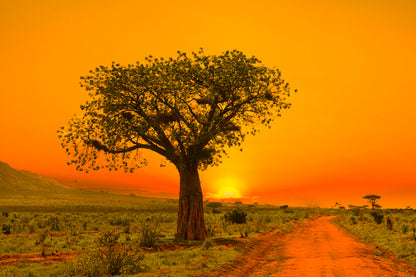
[48,216,60,231]
[412,225,416,240]
[109,216,132,226]
[371,211,384,224]
[264,216,272,223]
[386,217,393,230]
[140,223,159,247]
[224,209,247,224]
[401,223,409,234]
[239,225,250,237]
[206,202,222,208]
[351,207,362,217]
[27,223,35,234]
[211,208,221,214]
[35,231,48,245]
[64,231,144,276]
[2,224,11,235]
[82,221,88,231]
[206,224,216,237]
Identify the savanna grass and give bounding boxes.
[332,208,416,269]
[0,198,328,276]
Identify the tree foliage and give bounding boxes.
[363,194,381,209]
[58,49,294,172]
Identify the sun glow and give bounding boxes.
[211,177,245,199]
[218,186,241,198]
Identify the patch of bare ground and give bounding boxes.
[205,216,414,277]
[202,226,285,277]
[0,251,79,266]
[0,231,100,239]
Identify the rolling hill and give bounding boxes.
[0,161,91,199]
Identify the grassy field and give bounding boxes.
[0,196,328,276]
[332,207,416,270]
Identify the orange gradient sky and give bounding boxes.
[1,0,415,207]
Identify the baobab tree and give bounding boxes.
[58,49,294,240]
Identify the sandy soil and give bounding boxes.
[211,216,412,277]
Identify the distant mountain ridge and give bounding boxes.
[0,161,89,198]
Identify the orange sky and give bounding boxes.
[1,0,415,208]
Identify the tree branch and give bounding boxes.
[85,139,168,157]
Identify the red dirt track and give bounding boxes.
[212,216,411,276]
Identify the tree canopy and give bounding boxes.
[58,49,294,173]
[363,194,381,209]
[58,49,296,240]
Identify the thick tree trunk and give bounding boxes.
[176,165,208,240]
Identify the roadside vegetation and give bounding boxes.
[0,198,327,276]
[332,204,416,270]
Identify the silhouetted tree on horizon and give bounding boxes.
[363,194,381,209]
[58,49,294,240]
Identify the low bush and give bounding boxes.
[2,224,11,234]
[386,216,393,230]
[48,216,60,231]
[224,209,247,224]
[140,223,159,247]
[370,211,384,224]
[211,208,221,214]
[64,231,145,276]
[109,216,132,227]
[206,202,222,208]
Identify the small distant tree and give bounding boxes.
[363,195,381,209]
[58,49,294,240]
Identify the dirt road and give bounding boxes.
[213,216,411,277]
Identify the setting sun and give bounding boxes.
[223,191,236,198]
[218,187,241,199]
[209,177,245,199]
